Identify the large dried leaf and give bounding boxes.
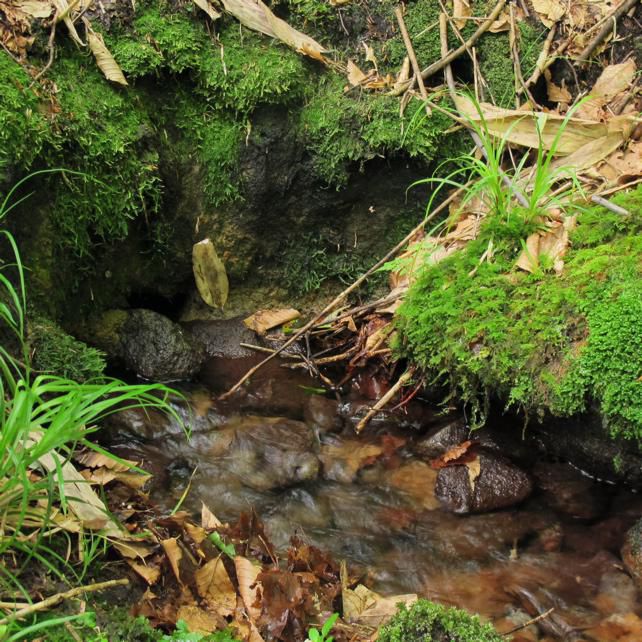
[192,0,221,21]
[193,238,229,309]
[453,0,471,29]
[161,538,183,583]
[15,0,53,18]
[220,0,327,61]
[235,556,263,622]
[532,0,564,26]
[195,556,236,615]
[454,95,636,157]
[76,450,136,472]
[85,22,128,85]
[577,60,637,120]
[243,308,299,334]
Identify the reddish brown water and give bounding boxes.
[107,355,642,640]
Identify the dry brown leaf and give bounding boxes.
[455,95,636,157]
[243,308,300,334]
[85,21,127,85]
[347,59,368,86]
[176,605,223,634]
[193,238,229,309]
[466,457,481,491]
[52,0,84,46]
[235,556,263,622]
[362,42,377,69]
[192,0,221,20]
[161,538,183,584]
[202,503,223,530]
[443,440,473,463]
[453,0,471,29]
[596,140,642,185]
[545,70,571,104]
[195,556,236,615]
[590,59,637,104]
[128,560,161,585]
[220,0,327,61]
[15,0,52,18]
[531,0,564,27]
[515,216,576,274]
[76,450,136,472]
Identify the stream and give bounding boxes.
[105,345,642,641]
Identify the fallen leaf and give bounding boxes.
[220,0,327,61]
[453,0,471,29]
[176,605,224,634]
[466,457,481,491]
[15,0,52,18]
[128,560,161,585]
[235,555,263,622]
[185,521,207,545]
[192,0,221,20]
[362,42,377,69]
[532,0,564,27]
[161,538,183,584]
[243,308,300,334]
[385,461,440,510]
[202,503,223,529]
[75,450,136,472]
[85,21,128,86]
[515,216,576,274]
[545,70,572,104]
[319,440,384,483]
[52,0,84,46]
[193,238,229,309]
[347,59,368,86]
[195,556,236,615]
[595,139,642,185]
[444,440,473,463]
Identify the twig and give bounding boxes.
[509,5,520,108]
[394,6,430,114]
[523,26,556,89]
[439,12,530,209]
[575,0,640,64]
[501,607,555,636]
[590,194,630,215]
[390,0,507,96]
[0,579,129,626]
[29,19,57,88]
[238,343,302,359]
[355,368,415,433]
[219,187,465,400]
[318,291,403,327]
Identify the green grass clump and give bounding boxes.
[378,600,503,642]
[29,317,106,382]
[396,186,642,438]
[0,53,50,180]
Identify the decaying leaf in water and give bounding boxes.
[453,0,471,29]
[161,538,183,583]
[243,308,300,334]
[515,216,576,275]
[466,457,481,491]
[341,562,416,626]
[454,95,636,156]
[319,440,383,483]
[85,21,128,85]
[219,0,327,61]
[192,0,221,20]
[195,556,236,614]
[531,0,564,27]
[431,440,480,469]
[193,238,229,309]
[235,556,263,622]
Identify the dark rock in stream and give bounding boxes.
[435,449,533,514]
[622,519,642,590]
[89,309,205,381]
[413,419,468,459]
[182,317,256,359]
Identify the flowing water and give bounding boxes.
[106,352,642,640]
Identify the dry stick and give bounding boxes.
[0,578,129,626]
[523,25,556,90]
[355,368,415,433]
[501,607,555,637]
[239,343,302,359]
[219,188,463,400]
[576,0,640,63]
[29,18,57,88]
[439,13,530,209]
[390,0,507,96]
[394,6,430,115]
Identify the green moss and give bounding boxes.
[0,52,50,180]
[397,186,642,437]
[29,317,106,381]
[298,74,455,186]
[378,599,503,642]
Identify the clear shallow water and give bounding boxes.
[106,355,642,640]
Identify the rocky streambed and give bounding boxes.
[100,317,642,641]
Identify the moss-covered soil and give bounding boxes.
[396,186,642,440]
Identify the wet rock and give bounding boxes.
[304,395,343,434]
[534,462,610,521]
[90,309,205,381]
[621,519,642,589]
[435,449,533,514]
[413,419,468,459]
[182,317,256,359]
[595,569,638,615]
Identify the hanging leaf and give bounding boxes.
[220,0,327,62]
[84,20,128,85]
[192,238,229,309]
[53,0,85,46]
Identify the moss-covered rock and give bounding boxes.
[396,186,642,440]
[378,599,503,642]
